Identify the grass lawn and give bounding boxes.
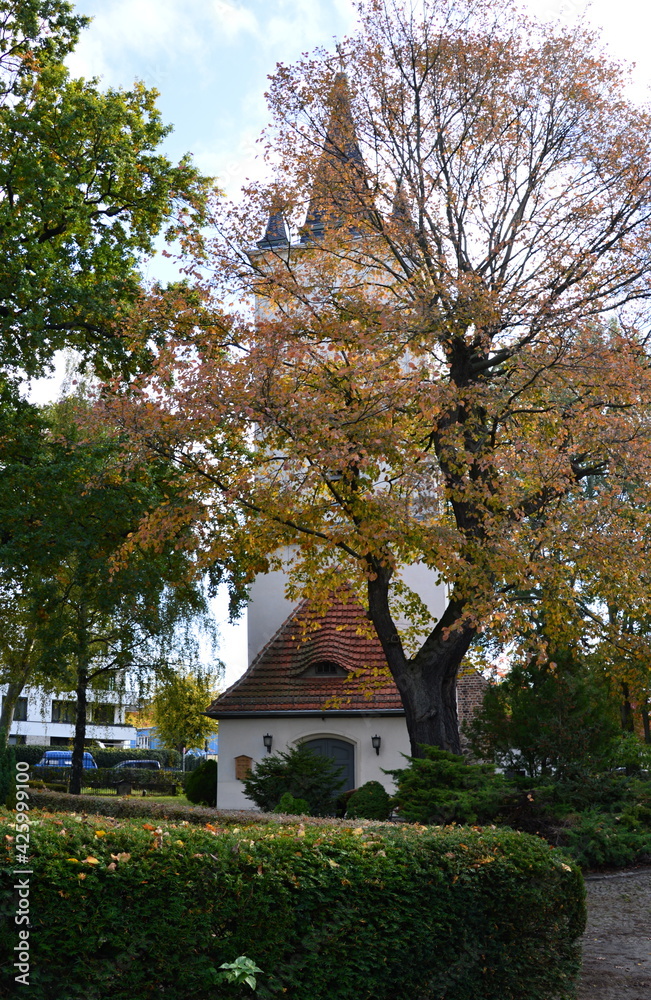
[80,788,193,806]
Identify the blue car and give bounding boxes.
[36,750,97,769]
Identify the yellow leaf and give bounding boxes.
[84,856,100,865]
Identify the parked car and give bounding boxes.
[36,750,97,769]
[111,759,161,770]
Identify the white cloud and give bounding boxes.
[66,0,261,88]
[207,0,259,42]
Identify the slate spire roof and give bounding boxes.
[207,596,403,716]
[300,72,372,243]
[256,209,289,250]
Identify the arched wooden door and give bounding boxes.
[302,737,355,791]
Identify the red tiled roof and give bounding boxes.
[207,597,404,716]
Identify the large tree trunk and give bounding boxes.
[69,661,89,795]
[0,680,25,745]
[641,703,650,745]
[620,681,635,733]
[368,570,475,757]
[70,601,90,796]
[0,641,35,746]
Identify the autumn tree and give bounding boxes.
[150,671,219,754]
[106,0,651,756]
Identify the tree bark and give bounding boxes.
[70,599,89,796]
[620,681,634,733]
[0,642,35,747]
[368,568,475,756]
[641,704,650,745]
[0,680,25,746]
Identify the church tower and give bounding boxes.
[208,75,486,810]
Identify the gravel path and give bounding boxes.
[577,868,651,999]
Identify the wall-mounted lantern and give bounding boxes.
[263,733,273,754]
[371,734,381,756]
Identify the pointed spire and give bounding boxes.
[256,209,289,250]
[301,72,371,243]
[391,180,411,222]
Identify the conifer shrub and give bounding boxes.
[184,758,217,806]
[243,745,345,815]
[0,809,586,1000]
[345,781,391,820]
[388,747,515,825]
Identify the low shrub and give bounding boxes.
[346,781,391,820]
[185,759,217,807]
[0,809,585,1000]
[561,808,651,869]
[273,791,310,814]
[243,745,345,815]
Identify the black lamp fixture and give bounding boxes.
[263,733,273,754]
[371,734,381,756]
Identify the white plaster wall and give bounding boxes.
[1,685,137,747]
[247,554,298,662]
[217,714,410,810]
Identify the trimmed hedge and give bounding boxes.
[29,766,181,794]
[12,746,181,769]
[0,809,585,1000]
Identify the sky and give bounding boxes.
[31,0,651,686]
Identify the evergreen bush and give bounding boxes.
[243,745,345,816]
[388,747,515,825]
[185,759,217,806]
[345,781,391,820]
[464,649,619,779]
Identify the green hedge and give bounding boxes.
[12,746,181,769]
[29,767,181,795]
[83,768,181,793]
[0,809,585,1000]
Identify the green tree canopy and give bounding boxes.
[151,672,219,754]
[0,0,212,380]
[0,393,219,789]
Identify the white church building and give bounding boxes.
[207,75,487,810]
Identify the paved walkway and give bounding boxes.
[577,868,651,999]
